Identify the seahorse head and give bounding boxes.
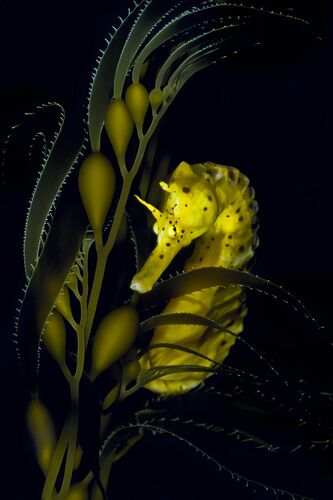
[130,161,218,293]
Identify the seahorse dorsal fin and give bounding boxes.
[134,194,162,220]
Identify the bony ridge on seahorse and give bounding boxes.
[130,161,259,394]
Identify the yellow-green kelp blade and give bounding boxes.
[139,267,323,332]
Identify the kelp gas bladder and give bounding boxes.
[8,1,329,499]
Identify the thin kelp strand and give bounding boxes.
[174,40,256,93]
[156,22,246,89]
[208,1,309,26]
[168,19,253,88]
[87,1,145,151]
[132,5,242,82]
[140,267,324,331]
[143,0,218,50]
[173,31,263,92]
[203,383,305,426]
[141,344,264,383]
[140,313,274,383]
[168,37,228,91]
[136,415,280,453]
[112,423,307,499]
[139,311,314,413]
[137,132,161,200]
[140,341,227,369]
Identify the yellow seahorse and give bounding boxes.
[131,161,258,394]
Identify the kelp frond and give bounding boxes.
[140,266,324,332]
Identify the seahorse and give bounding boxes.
[131,161,258,394]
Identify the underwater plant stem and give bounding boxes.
[92,451,115,500]
[84,183,131,343]
[94,228,103,251]
[56,242,90,498]
[85,245,108,344]
[55,338,85,498]
[41,419,69,499]
[56,384,79,498]
[105,180,132,253]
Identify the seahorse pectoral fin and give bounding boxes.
[134,194,162,220]
[130,237,183,293]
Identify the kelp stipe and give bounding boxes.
[9,1,332,499]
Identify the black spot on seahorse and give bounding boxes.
[182,186,190,193]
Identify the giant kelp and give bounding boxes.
[4,1,333,498]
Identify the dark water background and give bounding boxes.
[0,1,333,498]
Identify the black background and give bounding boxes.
[0,1,333,498]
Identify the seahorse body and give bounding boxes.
[131,161,258,394]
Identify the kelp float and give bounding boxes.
[7,1,332,499]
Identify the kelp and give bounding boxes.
[139,266,324,330]
[7,1,332,499]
